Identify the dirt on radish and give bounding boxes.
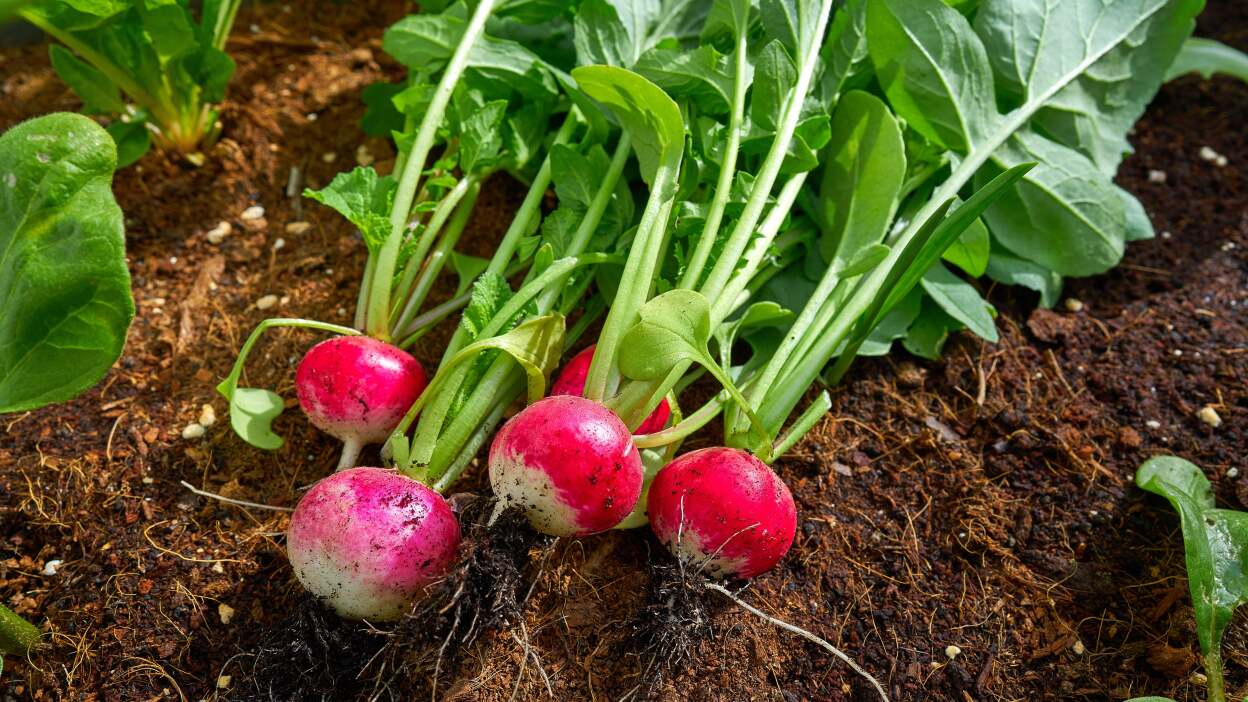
[0,1,1246,701]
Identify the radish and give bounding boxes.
[286,467,460,621]
[647,448,796,579]
[551,345,671,434]
[295,335,428,470]
[488,395,642,537]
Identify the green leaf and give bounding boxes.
[449,251,489,296]
[919,263,997,343]
[759,0,822,55]
[106,118,151,168]
[360,82,405,137]
[818,90,905,266]
[456,95,508,173]
[617,289,712,382]
[867,0,996,152]
[978,131,1126,277]
[571,65,684,188]
[635,44,737,114]
[223,387,284,451]
[48,45,125,114]
[0,113,134,413]
[857,288,921,356]
[984,248,1062,309]
[382,12,558,99]
[460,272,514,342]
[1166,37,1248,84]
[304,167,397,254]
[941,216,988,277]
[1137,456,1248,666]
[617,289,772,455]
[975,0,1202,173]
[750,40,796,133]
[573,0,635,67]
[136,0,196,62]
[902,298,955,359]
[820,0,869,101]
[477,313,565,403]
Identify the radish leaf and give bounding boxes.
[0,113,134,413]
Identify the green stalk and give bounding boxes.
[208,0,243,51]
[431,370,524,493]
[217,318,362,396]
[1205,651,1226,702]
[390,174,480,329]
[437,113,580,365]
[395,259,530,346]
[0,604,39,657]
[366,0,498,340]
[535,132,632,312]
[711,172,807,324]
[583,174,679,402]
[633,391,729,449]
[679,26,749,290]
[697,0,835,303]
[354,255,377,330]
[390,179,482,337]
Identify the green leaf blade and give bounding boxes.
[0,113,134,413]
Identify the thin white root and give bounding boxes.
[178,481,293,512]
[705,583,889,702]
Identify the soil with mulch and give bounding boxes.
[2,2,1246,700]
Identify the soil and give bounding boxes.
[1,2,1246,701]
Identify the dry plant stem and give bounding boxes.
[704,583,889,702]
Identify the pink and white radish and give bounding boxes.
[295,335,428,470]
[551,345,671,434]
[286,466,460,620]
[488,395,643,537]
[647,448,796,579]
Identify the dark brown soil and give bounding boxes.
[1,2,1246,701]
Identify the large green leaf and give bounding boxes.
[818,90,904,266]
[571,65,684,188]
[978,130,1125,276]
[1137,456,1248,669]
[0,113,133,413]
[975,0,1202,173]
[867,0,996,152]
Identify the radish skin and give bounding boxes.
[552,345,671,434]
[648,448,796,578]
[287,467,460,620]
[295,336,427,469]
[489,395,643,537]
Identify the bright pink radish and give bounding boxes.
[287,467,460,620]
[295,335,427,469]
[489,395,642,537]
[647,448,796,579]
[551,345,671,434]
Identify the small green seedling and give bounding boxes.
[1131,455,1248,702]
[19,0,242,164]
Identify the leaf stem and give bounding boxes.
[1205,651,1226,702]
[390,179,482,337]
[697,0,835,303]
[583,170,679,402]
[679,25,748,290]
[216,318,361,398]
[437,113,580,365]
[366,0,498,340]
